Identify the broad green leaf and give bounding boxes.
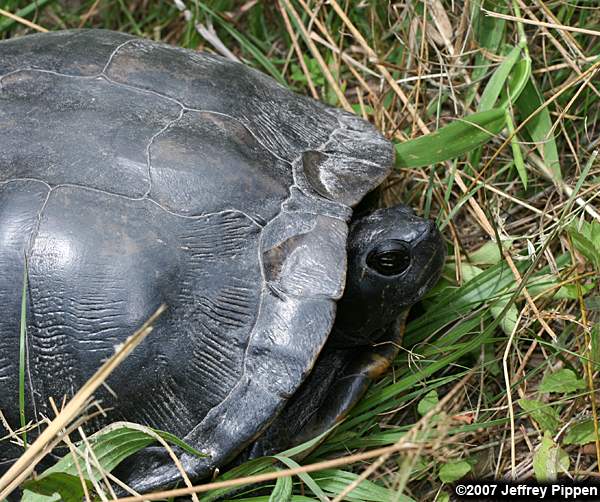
[533,432,569,481]
[395,108,506,168]
[516,79,561,182]
[437,493,451,502]
[22,473,90,502]
[525,273,592,301]
[518,399,560,433]
[20,490,57,502]
[468,240,508,266]
[523,274,558,298]
[458,262,485,283]
[555,283,595,300]
[417,390,439,416]
[21,423,204,501]
[39,427,155,479]
[569,221,600,271]
[268,471,292,502]
[21,426,158,502]
[563,420,598,446]
[490,296,519,336]
[438,460,472,483]
[539,369,586,394]
[473,0,506,52]
[460,263,518,335]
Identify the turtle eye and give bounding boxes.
[366,240,411,276]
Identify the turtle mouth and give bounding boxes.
[417,263,443,298]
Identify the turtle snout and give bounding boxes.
[412,219,445,290]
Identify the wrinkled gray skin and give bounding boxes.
[0,30,445,494]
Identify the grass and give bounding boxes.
[1,0,599,501]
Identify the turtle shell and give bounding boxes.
[0,30,393,480]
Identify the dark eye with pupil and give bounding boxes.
[366,241,411,276]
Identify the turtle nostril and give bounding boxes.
[416,220,435,239]
[422,220,438,238]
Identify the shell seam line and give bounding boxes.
[0,179,262,227]
[143,107,186,198]
[101,38,137,74]
[1,67,293,172]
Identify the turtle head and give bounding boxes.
[332,205,445,346]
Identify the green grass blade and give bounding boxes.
[349,316,486,420]
[516,78,562,183]
[203,458,276,502]
[20,423,210,501]
[268,469,292,502]
[115,0,143,36]
[470,45,530,167]
[505,108,527,188]
[464,0,506,106]
[395,108,506,168]
[229,497,315,502]
[279,427,333,459]
[196,2,286,87]
[0,0,56,33]
[152,428,207,458]
[501,55,531,108]
[275,456,328,502]
[313,469,415,502]
[478,45,521,112]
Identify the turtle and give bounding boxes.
[0,29,445,494]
